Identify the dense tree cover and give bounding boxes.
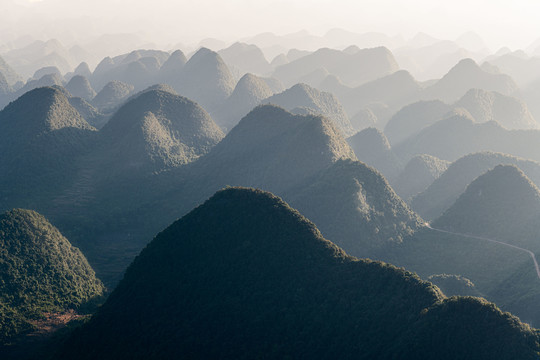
[286,159,422,258]
[393,154,449,201]
[0,209,104,345]
[433,164,540,252]
[411,151,540,220]
[56,188,540,359]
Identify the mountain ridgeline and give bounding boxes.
[56,188,540,359]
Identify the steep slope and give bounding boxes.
[95,89,224,175]
[0,209,104,345]
[423,58,519,103]
[215,73,274,131]
[67,97,107,129]
[286,159,422,257]
[412,152,540,220]
[157,49,187,84]
[394,154,450,201]
[65,75,96,101]
[91,80,134,111]
[384,100,451,145]
[175,47,235,112]
[432,165,540,251]
[347,127,401,181]
[56,188,540,359]
[0,87,97,209]
[263,83,354,136]
[0,55,22,86]
[454,88,538,129]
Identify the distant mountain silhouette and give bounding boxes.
[65,75,96,101]
[215,73,274,131]
[286,159,422,257]
[157,49,187,84]
[349,108,378,131]
[423,58,519,103]
[32,66,62,80]
[273,47,399,88]
[73,62,92,78]
[175,48,235,112]
[454,88,538,129]
[384,100,451,145]
[342,70,422,124]
[218,42,272,75]
[412,152,540,220]
[0,209,104,346]
[394,154,450,201]
[433,165,540,252]
[56,187,540,359]
[91,80,134,111]
[347,127,401,181]
[263,83,354,136]
[393,113,540,163]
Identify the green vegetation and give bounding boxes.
[286,158,422,258]
[56,188,540,359]
[0,209,104,345]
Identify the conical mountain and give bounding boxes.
[176,47,235,112]
[65,75,96,101]
[157,49,187,84]
[185,105,355,197]
[215,73,274,131]
[263,83,354,136]
[412,152,540,220]
[347,127,401,181]
[74,62,92,78]
[286,159,423,257]
[32,66,62,80]
[394,154,450,201]
[91,80,134,111]
[423,58,519,103]
[454,88,538,129]
[0,72,13,108]
[0,209,104,346]
[384,100,451,145]
[433,164,540,251]
[95,89,224,175]
[57,188,540,359]
[218,42,272,75]
[0,87,96,209]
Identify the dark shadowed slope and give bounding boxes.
[286,159,422,258]
[56,188,540,360]
[0,87,97,210]
[91,80,134,112]
[0,209,104,346]
[412,152,540,220]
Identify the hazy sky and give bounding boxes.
[3,0,540,50]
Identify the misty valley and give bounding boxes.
[2,24,540,359]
